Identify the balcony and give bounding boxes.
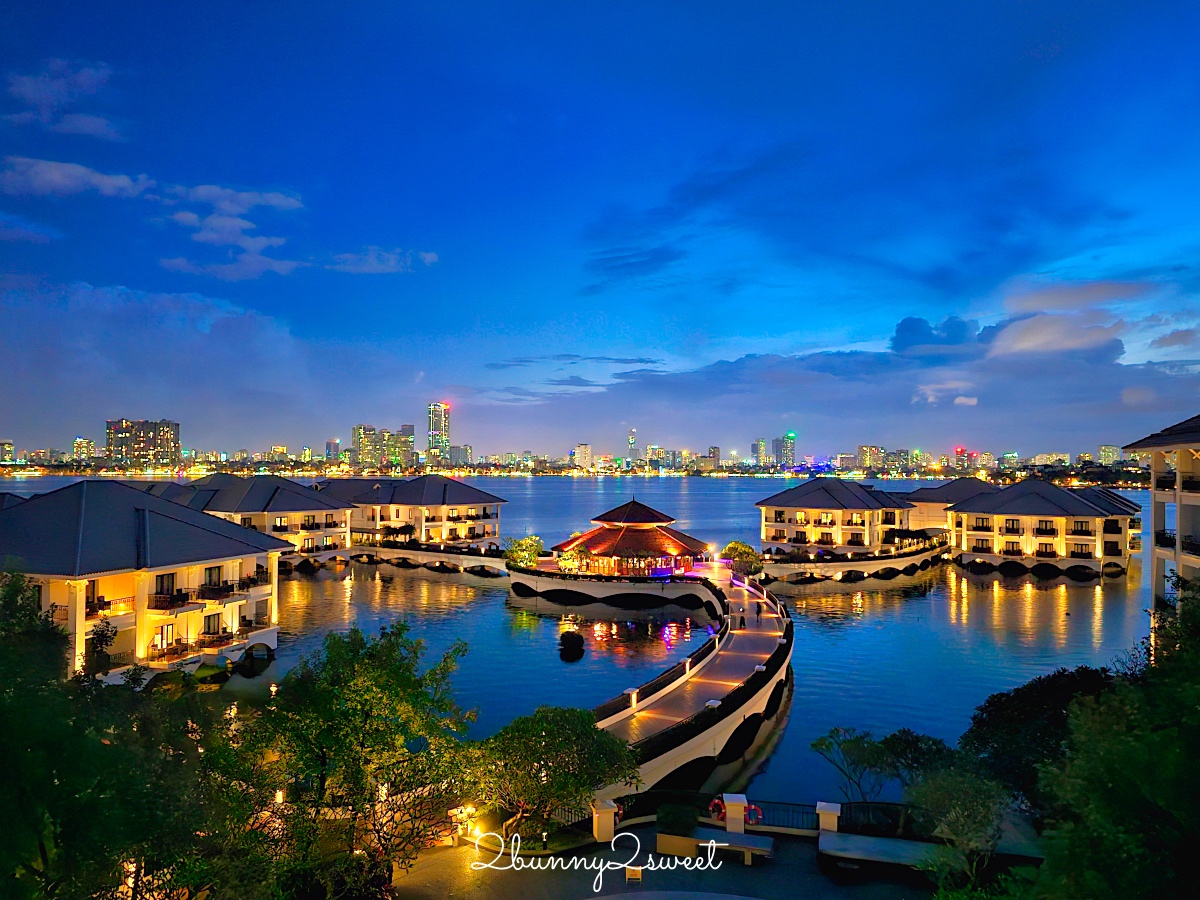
[197,631,237,649]
[1069,551,1094,560]
[1001,548,1024,557]
[1130,518,1142,530]
[1183,537,1200,557]
[970,544,993,554]
[1156,474,1177,491]
[845,538,866,547]
[1034,526,1057,536]
[148,590,199,611]
[789,536,808,545]
[85,595,136,619]
[1183,478,1200,494]
[147,641,199,662]
[272,524,291,533]
[1001,526,1024,536]
[237,615,271,636]
[882,514,896,525]
[842,519,866,528]
[1035,550,1058,559]
[968,524,992,533]
[322,521,344,529]
[815,537,835,546]
[1069,528,1094,537]
[1155,530,1177,549]
[1103,520,1123,534]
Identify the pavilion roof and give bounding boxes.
[551,524,709,557]
[590,498,675,525]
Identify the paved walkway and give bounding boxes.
[605,565,785,745]
[393,826,928,899]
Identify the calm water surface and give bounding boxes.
[1,474,1156,801]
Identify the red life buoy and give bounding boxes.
[745,804,763,825]
[708,797,726,821]
[614,801,624,824]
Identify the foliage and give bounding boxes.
[879,728,955,788]
[502,535,544,569]
[721,541,762,575]
[556,532,592,573]
[0,570,55,636]
[959,665,1113,810]
[474,706,640,837]
[656,803,698,837]
[908,767,1010,889]
[810,727,890,801]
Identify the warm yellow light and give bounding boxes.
[274,790,284,804]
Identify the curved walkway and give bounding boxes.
[604,563,784,745]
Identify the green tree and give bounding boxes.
[502,536,544,570]
[878,728,955,789]
[810,727,890,801]
[475,706,640,837]
[720,541,762,575]
[959,666,1113,810]
[0,570,54,636]
[907,767,1010,889]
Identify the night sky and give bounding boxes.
[2,1,1198,458]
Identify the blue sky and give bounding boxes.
[2,1,1199,458]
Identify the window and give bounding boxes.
[274,516,289,531]
[325,513,336,525]
[240,516,254,528]
[974,517,991,529]
[882,512,896,525]
[1004,519,1020,533]
[302,537,314,550]
[1103,541,1120,557]
[1005,541,1020,553]
[155,572,175,595]
[848,513,864,526]
[1037,542,1055,556]
[774,510,785,523]
[819,513,834,525]
[203,613,221,635]
[155,623,174,648]
[204,565,222,586]
[302,515,316,529]
[468,507,477,517]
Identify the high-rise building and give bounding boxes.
[752,438,766,466]
[105,419,182,466]
[271,445,288,461]
[300,447,313,462]
[1076,452,1094,465]
[72,437,96,460]
[954,446,969,469]
[428,403,451,457]
[1000,451,1020,469]
[857,445,884,469]
[573,443,593,469]
[383,427,415,466]
[1098,444,1120,466]
[0,440,15,462]
[627,428,639,461]
[978,451,997,470]
[325,438,341,460]
[352,425,379,466]
[708,446,721,464]
[781,431,796,468]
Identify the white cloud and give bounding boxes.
[418,251,439,266]
[953,395,978,406]
[161,253,306,282]
[987,313,1124,356]
[174,184,302,215]
[327,247,411,274]
[49,113,122,141]
[0,157,153,198]
[6,60,121,140]
[912,380,974,404]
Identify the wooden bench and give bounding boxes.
[693,826,775,865]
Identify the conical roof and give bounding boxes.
[591,498,675,525]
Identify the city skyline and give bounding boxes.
[3,3,1200,452]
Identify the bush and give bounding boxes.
[656,803,699,837]
[721,541,763,575]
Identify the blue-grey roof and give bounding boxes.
[947,479,1140,517]
[126,474,352,514]
[903,478,1001,504]
[0,492,28,511]
[315,474,506,507]
[756,478,913,510]
[1124,413,1200,450]
[0,480,293,577]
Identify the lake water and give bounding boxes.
[0,473,1156,801]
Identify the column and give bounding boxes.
[133,572,151,661]
[592,799,618,842]
[268,551,280,624]
[816,801,841,832]
[722,794,747,834]
[66,579,87,674]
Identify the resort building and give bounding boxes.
[1125,413,1200,599]
[551,499,709,576]
[891,477,1000,531]
[946,479,1140,573]
[755,478,915,554]
[128,474,354,555]
[314,474,505,546]
[0,480,290,678]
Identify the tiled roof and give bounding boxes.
[947,479,1140,517]
[591,499,675,525]
[315,475,505,507]
[0,492,28,510]
[756,478,913,510]
[551,524,709,556]
[0,480,292,577]
[126,475,352,514]
[903,478,1001,504]
[1124,413,1200,450]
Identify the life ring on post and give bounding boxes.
[708,797,726,821]
[744,804,763,826]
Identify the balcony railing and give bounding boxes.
[1001,526,1023,535]
[1183,537,1200,557]
[323,521,344,529]
[1130,518,1142,530]
[815,537,835,546]
[970,544,993,554]
[1069,528,1094,537]
[1035,550,1058,558]
[1001,548,1024,557]
[968,524,992,533]
[842,519,866,528]
[272,524,291,533]
[1156,474,1177,491]
[149,590,199,611]
[1034,526,1057,536]
[789,536,808,545]
[147,641,198,662]
[237,616,271,636]
[198,582,235,601]
[1069,551,1094,560]
[1103,521,1123,534]
[197,631,237,649]
[1183,478,1200,494]
[846,538,866,547]
[85,595,136,619]
[1156,530,1177,549]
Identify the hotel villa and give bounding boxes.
[755,478,918,555]
[127,473,355,555]
[313,474,505,546]
[0,480,291,679]
[551,499,710,576]
[1125,412,1200,600]
[945,479,1140,574]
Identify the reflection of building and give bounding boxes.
[105,419,182,466]
[1125,413,1200,600]
[756,478,913,553]
[0,481,289,678]
[315,474,505,545]
[946,479,1139,574]
[552,499,708,576]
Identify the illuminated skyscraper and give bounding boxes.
[428,402,451,457]
[781,431,796,467]
[105,419,182,466]
[627,428,638,461]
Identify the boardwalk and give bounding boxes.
[605,563,785,744]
